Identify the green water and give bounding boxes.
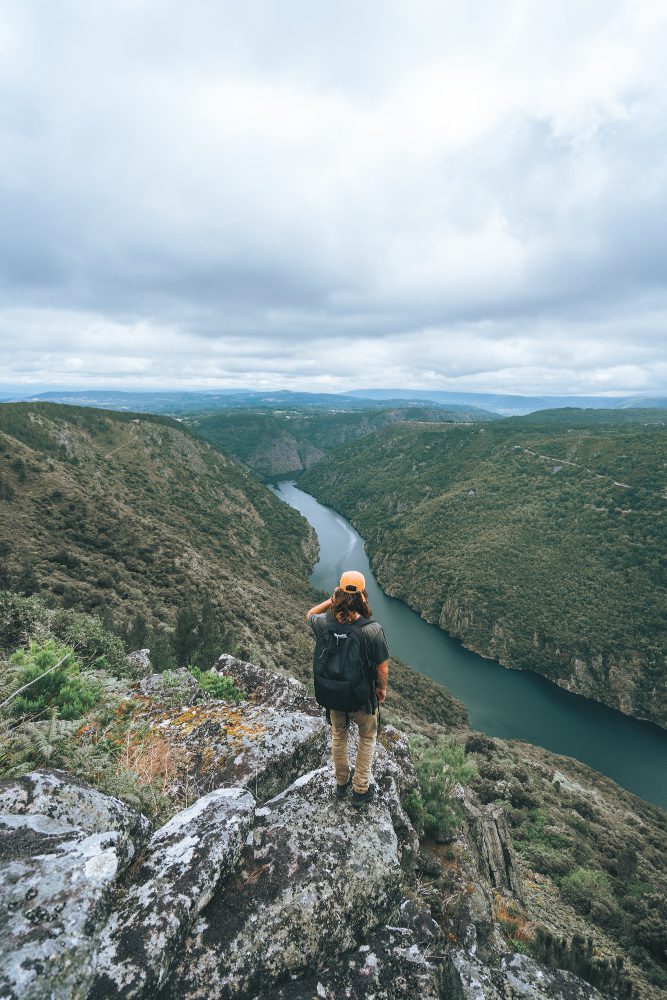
[273,479,667,810]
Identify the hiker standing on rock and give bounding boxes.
[306,570,389,807]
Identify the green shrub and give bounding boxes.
[560,867,614,914]
[0,592,128,675]
[3,640,103,721]
[404,736,477,842]
[189,666,242,700]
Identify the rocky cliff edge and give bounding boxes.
[0,656,602,1000]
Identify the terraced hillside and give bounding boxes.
[301,410,666,727]
[0,403,317,671]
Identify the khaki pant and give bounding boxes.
[330,709,378,794]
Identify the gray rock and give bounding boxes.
[460,787,524,902]
[126,648,152,678]
[214,654,320,715]
[138,667,199,704]
[0,769,150,866]
[442,949,605,999]
[90,787,254,999]
[442,948,505,998]
[271,922,440,999]
[399,899,441,944]
[501,952,604,998]
[0,813,124,1000]
[154,697,327,804]
[164,766,405,998]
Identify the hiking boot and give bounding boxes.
[351,784,376,808]
[335,773,354,799]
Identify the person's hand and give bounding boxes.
[376,686,387,704]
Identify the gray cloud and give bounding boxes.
[0,0,666,394]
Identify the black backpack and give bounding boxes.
[313,612,376,714]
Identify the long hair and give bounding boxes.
[330,587,372,623]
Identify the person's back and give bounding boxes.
[306,570,389,806]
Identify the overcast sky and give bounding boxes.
[1,1,666,396]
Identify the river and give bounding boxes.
[271,479,667,810]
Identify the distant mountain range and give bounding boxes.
[347,388,667,415]
[2,387,665,416]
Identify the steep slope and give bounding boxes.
[300,411,666,726]
[0,402,316,671]
[188,405,496,478]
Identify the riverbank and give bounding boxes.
[271,479,667,811]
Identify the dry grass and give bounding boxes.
[116,729,187,793]
[493,892,536,946]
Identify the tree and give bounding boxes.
[172,605,200,667]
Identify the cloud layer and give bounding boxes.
[1,0,666,394]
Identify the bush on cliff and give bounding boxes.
[403,735,476,841]
[2,640,103,721]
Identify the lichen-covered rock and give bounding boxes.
[0,813,124,1000]
[270,921,440,999]
[163,766,405,998]
[443,948,605,999]
[441,949,505,999]
[0,769,150,866]
[153,698,327,803]
[126,648,152,678]
[90,787,254,999]
[138,667,200,704]
[500,952,604,998]
[214,654,320,715]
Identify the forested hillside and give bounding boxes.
[188,405,495,478]
[301,410,666,727]
[0,403,317,671]
[1,402,665,994]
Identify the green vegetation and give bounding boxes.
[0,591,129,674]
[4,640,102,720]
[560,867,615,915]
[530,928,634,997]
[464,732,667,992]
[0,402,316,674]
[188,665,242,700]
[404,735,477,841]
[0,628,246,823]
[301,409,666,725]
[188,404,493,478]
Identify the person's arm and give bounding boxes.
[375,659,389,703]
[306,596,333,620]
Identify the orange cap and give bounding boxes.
[339,570,366,594]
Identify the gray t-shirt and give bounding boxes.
[309,613,389,668]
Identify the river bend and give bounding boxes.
[272,479,667,810]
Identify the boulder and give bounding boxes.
[163,766,405,998]
[0,769,150,866]
[138,667,200,705]
[441,949,504,999]
[214,654,320,715]
[152,698,327,804]
[126,648,152,678]
[90,787,254,999]
[270,921,441,999]
[442,948,605,999]
[500,952,604,998]
[0,813,124,1000]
